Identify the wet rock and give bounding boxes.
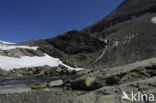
[48,80,63,87]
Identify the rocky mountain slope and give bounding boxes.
[20,30,107,68]
[85,0,156,68]
[83,0,156,35]
[20,0,156,70]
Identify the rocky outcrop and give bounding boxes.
[0,48,44,58]
[72,76,156,103]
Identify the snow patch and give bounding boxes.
[59,62,84,71]
[0,54,84,71]
[151,17,156,24]
[0,42,83,71]
[0,44,38,50]
[0,41,15,45]
[0,54,59,71]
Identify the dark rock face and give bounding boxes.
[20,30,106,67]
[45,30,106,55]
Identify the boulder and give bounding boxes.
[48,80,63,87]
[70,76,103,91]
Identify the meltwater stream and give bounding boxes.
[0,77,59,94]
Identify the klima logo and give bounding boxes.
[122,90,155,102]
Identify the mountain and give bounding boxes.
[20,30,107,67]
[80,0,156,68]
[82,0,156,35]
[20,0,156,70]
[1,0,156,103]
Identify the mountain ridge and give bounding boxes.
[19,0,156,69]
[82,0,156,35]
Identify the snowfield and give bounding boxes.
[0,54,84,71]
[0,54,59,71]
[151,17,156,24]
[0,44,38,50]
[0,42,84,71]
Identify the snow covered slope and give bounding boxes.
[0,44,38,50]
[0,42,83,71]
[0,54,59,70]
[0,40,15,44]
[0,54,83,71]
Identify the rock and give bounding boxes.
[97,95,120,103]
[5,49,24,58]
[1,48,45,58]
[31,82,48,89]
[17,48,44,57]
[0,68,8,76]
[48,80,63,87]
[72,92,97,103]
[70,76,103,91]
[0,49,6,56]
[58,65,75,75]
[151,17,156,24]
[76,69,91,76]
[35,70,45,77]
[85,77,96,87]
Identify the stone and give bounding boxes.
[48,80,63,87]
[31,82,48,89]
[0,49,6,56]
[85,77,96,87]
[76,69,91,76]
